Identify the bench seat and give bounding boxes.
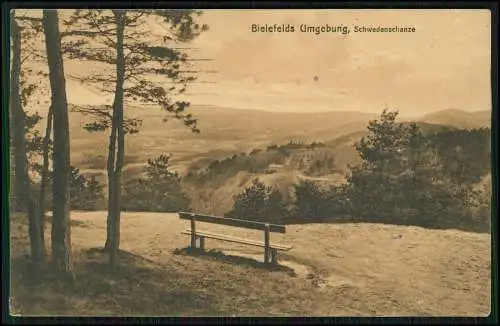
[181,229,292,251]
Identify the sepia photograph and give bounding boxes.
[7,7,493,318]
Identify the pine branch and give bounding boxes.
[61,29,115,38]
[87,11,117,47]
[59,9,210,136]
[73,105,113,119]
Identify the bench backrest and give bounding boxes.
[178,212,286,234]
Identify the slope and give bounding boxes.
[418,109,490,129]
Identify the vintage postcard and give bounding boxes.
[8,8,492,318]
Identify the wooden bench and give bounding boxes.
[178,212,292,265]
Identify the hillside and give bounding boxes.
[56,105,490,216]
[24,103,491,217]
[67,105,377,174]
[66,106,484,175]
[178,120,464,216]
[10,211,491,316]
[322,120,456,172]
[180,138,354,215]
[418,109,490,129]
[65,106,487,174]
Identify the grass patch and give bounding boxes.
[9,214,328,317]
[10,248,221,316]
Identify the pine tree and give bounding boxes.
[122,154,190,212]
[227,178,287,222]
[10,9,46,268]
[43,9,74,279]
[61,9,209,266]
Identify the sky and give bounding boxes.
[22,9,492,117]
[179,9,492,116]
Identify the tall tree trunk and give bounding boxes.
[104,118,118,251]
[38,105,53,242]
[43,9,73,279]
[10,10,46,267]
[109,10,126,267]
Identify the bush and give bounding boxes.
[70,167,106,210]
[122,154,191,212]
[11,166,106,212]
[343,109,489,231]
[292,180,347,219]
[226,178,288,223]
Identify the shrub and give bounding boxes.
[292,180,347,219]
[226,178,288,223]
[70,167,106,210]
[122,154,191,212]
[343,109,488,231]
[12,166,106,212]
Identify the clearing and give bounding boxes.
[9,211,491,317]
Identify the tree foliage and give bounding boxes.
[292,180,347,219]
[226,178,288,223]
[429,128,490,185]
[61,9,208,134]
[343,109,489,230]
[17,167,106,212]
[69,168,106,210]
[58,10,209,264]
[122,154,191,212]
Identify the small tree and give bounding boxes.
[292,180,343,219]
[40,166,106,211]
[122,154,191,212]
[429,128,490,186]
[226,178,288,222]
[344,109,484,229]
[70,167,106,210]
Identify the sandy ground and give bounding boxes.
[61,211,491,317]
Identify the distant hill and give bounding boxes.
[179,119,462,215]
[321,121,456,171]
[67,104,377,173]
[418,109,490,129]
[24,103,490,215]
[53,104,489,189]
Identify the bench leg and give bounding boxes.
[191,234,197,250]
[271,248,278,265]
[199,236,205,250]
[264,248,277,265]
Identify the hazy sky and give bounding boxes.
[28,9,491,117]
[178,9,491,116]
